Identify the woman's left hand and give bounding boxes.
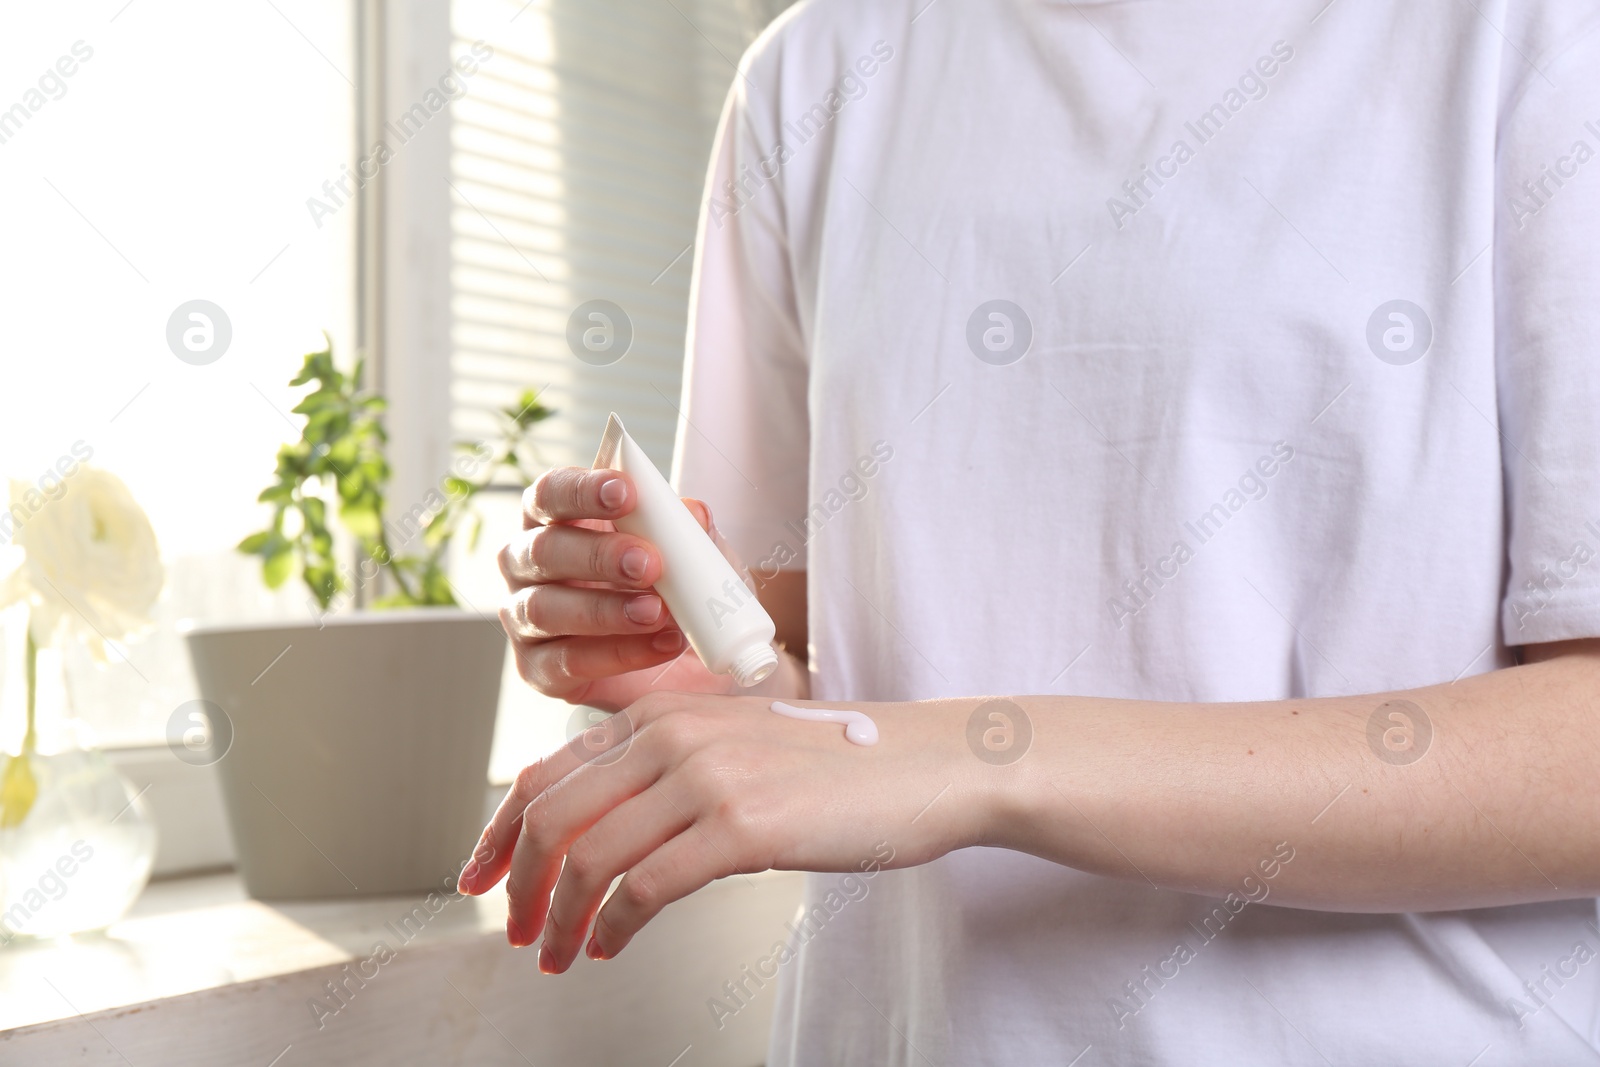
[455,690,985,973]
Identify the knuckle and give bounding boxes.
[512,762,543,803]
[630,689,669,714]
[588,533,610,582]
[629,689,684,725]
[521,588,549,636]
[505,589,533,632]
[649,712,701,757]
[504,871,527,904]
[687,754,738,807]
[717,803,760,852]
[549,640,577,684]
[522,526,551,576]
[532,468,585,520]
[518,800,558,853]
[588,590,616,632]
[620,868,658,912]
[564,470,593,515]
[523,481,544,522]
[681,743,726,778]
[562,837,603,887]
[514,644,538,685]
[521,643,560,694]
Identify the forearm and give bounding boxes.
[948,641,1600,912]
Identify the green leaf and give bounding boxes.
[339,502,382,540]
[289,348,335,387]
[337,470,365,502]
[236,531,272,555]
[421,513,454,548]
[327,437,360,471]
[303,565,339,607]
[262,545,295,588]
[275,445,310,480]
[292,391,341,416]
[258,484,293,504]
[422,568,456,606]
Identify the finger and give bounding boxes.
[507,630,686,698]
[459,691,698,898]
[537,787,691,972]
[591,827,745,962]
[683,497,751,578]
[457,711,634,898]
[503,734,676,949]
[498,524,661,590]
[459,754,555,898]
[524,468,633,528]
[502,585,666,641]
[681,497,711,532]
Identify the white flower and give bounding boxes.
[1,467,164,657]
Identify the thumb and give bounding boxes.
[681,497,755,584]
[681,497,713,534]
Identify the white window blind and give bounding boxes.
[437,0,794,779]
[448,0,784,473]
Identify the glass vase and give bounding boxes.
[0,637,157,945]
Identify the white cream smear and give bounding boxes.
[770,701,879,746]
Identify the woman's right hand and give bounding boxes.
[497,466,735,711]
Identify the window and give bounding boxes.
[0,1,356,750]
[0,0,791,870]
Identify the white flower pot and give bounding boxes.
[182,609,504,900]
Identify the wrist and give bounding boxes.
[952,695,1082,859]
[881,696,1050,856]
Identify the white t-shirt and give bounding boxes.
[672,0,1600,1062]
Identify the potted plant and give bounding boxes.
[182,339,551,899]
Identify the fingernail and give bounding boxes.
[586,934,606,961]
[624,594,662,625]
[619,547,648,581]
[599,478,627,510]
[507,917,524,948]
[474,838,494,863]
[459,860,479,891]
[538,944,556,974]
[652,629,683,653]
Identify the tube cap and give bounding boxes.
[729,643,779,688]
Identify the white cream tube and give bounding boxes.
[594,413,779,687]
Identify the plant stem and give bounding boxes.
[373,532,416,601]
[23,618,37,757]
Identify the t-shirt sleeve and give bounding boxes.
[669,47,811,574]
[1495,1,1600,645]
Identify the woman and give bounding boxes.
[458,0,1600,1062]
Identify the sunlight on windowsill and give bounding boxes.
[0,868,510,1033]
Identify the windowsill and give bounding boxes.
[0,868,514,1032]
[0,864,805,1065]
